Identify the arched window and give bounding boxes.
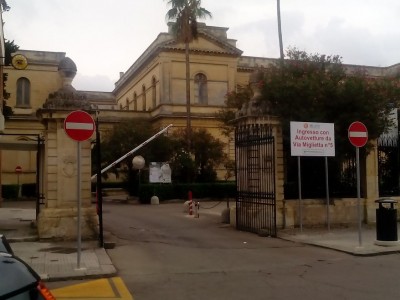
[16,77,31,107]
[194,73,208,104]
[126,98,129,110]
[142,85,146,111]
[152,77,157,109]
[133,92,137,111]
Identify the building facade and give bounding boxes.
[1,23,400,235]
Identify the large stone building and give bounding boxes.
[1,23,399,238]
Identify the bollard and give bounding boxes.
[194,201,200,218]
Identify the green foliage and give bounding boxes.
[1,184,36,199]
[21,183,36,197]
[259,47,400,155]
[165,0,212,43]
[91,181,127,192]
[96,121,225,194]
[95,118,174,178]
[137,182,236,204]
[169,128,226,182]
[0,0,10,12]
[216,84,252,136]
[4,39,19,66]
[2,40,19,117]
[169,148,196,183]
[2,185,18,199]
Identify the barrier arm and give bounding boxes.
[91,124,173,180]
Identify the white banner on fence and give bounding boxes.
[149,162,172,183]
[290,121,335,157]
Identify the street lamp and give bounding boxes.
[132,155,145,200]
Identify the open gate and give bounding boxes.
[0,133,45,218]
[235,124,276,236]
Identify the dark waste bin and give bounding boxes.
[375,198,398,242]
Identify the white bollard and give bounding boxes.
[194,201,200,218]
[151,195,159,205]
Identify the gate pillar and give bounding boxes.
[234,68,286,232]
[235,115,286,231]
[35,58,98,240]
[365,140,379,223]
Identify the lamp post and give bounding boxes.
[132,155,145,201]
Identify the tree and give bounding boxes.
[169,128,226,182]
[96,119,174,196]
[165,0,212,149]
[257,47,400,198]
[259,47,400,154]
[0,0,10,12]
[3,40,19,117]
[4,39,18,65]
[97,119,173,179]
[216,84,252,137]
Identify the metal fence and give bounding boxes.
[235,124,276,236]
[378,135,400,196]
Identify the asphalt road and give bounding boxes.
[103,201,400,300]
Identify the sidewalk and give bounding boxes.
[0,202,117,281]
[201,200,400,256]
[278,225,400,256]
[1,200,400,282]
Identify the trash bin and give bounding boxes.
[375,198,398,242]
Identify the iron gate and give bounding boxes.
[378,135,400,196]
[235,124,276,236]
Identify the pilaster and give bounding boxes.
[37,110,98,240]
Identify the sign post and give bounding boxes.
[348,121,368,248]
[290,121,335,231]
[64,110,95,269]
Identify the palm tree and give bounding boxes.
[165,0,211,150]
[0,0,10,12]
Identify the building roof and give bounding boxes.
[114,23,243,92]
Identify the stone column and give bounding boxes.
[364,140,380,224]
[37,110,98,240]
[35,56,98,240]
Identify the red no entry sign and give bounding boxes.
[64,110,95,142]
[348,121,368,148]
[15,165,22,173]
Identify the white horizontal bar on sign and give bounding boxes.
[66,122,94,130]
[349,132,367,137]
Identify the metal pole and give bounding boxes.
[325,157,330,231]
[277,0,284,61]
[91,124,172,180]
[77,141,82,269]
[356,147,362,247]
[298,156,303,232]
[96,116,103,247]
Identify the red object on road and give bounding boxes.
[64,110,95,142]
[348,121,368,148]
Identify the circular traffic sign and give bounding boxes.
[64,110,95,142]
[15,166,22,173]
[348,121,368,147]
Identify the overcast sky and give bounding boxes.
[3,0,399,92]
